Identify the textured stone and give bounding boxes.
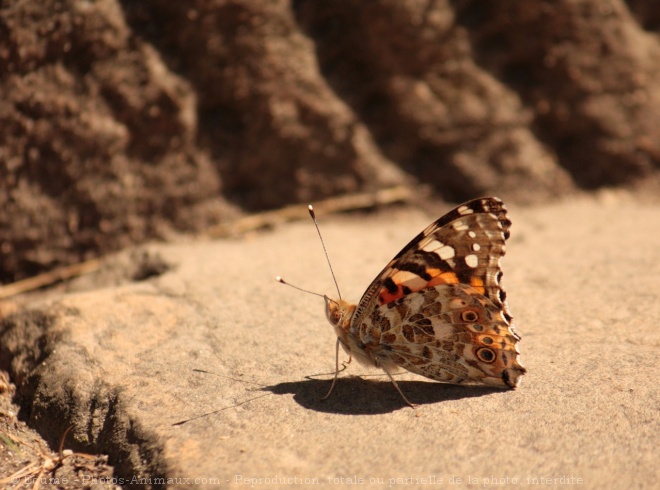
[1,196,658,486]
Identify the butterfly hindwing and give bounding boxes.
[359,282,524,388]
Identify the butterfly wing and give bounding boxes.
[353,197,511,325]
[349,197,525,388]
[359,283,525,388]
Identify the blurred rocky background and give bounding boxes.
[2,0,659,284]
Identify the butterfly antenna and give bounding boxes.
[275,276,326,300]
[308,205,342,300]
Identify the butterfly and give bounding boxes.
[280,197,526,407]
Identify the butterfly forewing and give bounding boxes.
[353,197,512,325]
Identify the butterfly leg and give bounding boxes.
[321,338,341,401]
[381,365,417,408]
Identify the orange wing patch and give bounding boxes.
[427,271,459,287]
[469,276,485,295]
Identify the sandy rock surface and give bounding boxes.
[1,195,658,488]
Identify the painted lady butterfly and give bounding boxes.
[280,197,526,407]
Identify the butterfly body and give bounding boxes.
[323,197,526,401]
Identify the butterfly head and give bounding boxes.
[324,296,356,333]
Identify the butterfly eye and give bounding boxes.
[325,300,341,325]
[476,347,496,363]
[461,310,479,322]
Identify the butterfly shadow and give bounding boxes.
[262,374,503,415]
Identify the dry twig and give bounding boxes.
[0,259,101,300]
[208,185,414,237]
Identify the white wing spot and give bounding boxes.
[468,231,477,238]
[472,243,481,252]
[438,245,455,260]
[457,205,474,215]
[422,239,444,252]
[453,221,469,232]
[465,254,478,268]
